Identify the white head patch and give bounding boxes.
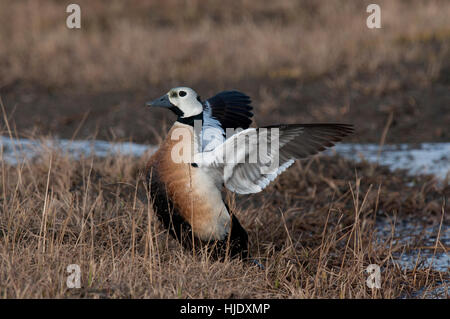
[168,87,203,118]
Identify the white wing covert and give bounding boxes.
[196,124,354,194]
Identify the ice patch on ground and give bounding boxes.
[376,218,449,298]
[329,143,450,179]
[2,137,448,179]
[0,136,154,165]
[376,218,449,272]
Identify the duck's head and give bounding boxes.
[146,87,203,119]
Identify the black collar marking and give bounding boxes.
[169,106,184,117]
[177,112,203,126]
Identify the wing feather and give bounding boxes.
[203,90,253,130]
[196,123,353,194]
[201,90,254,152]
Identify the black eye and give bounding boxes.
[179,91,187,97]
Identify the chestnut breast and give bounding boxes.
[146,123,230,241]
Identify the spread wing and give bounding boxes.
[195,123,354,194]
[201,91,253,152]
[204,90,253,130]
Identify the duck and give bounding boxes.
[144,87,353,260]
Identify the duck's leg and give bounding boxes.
[227,214,249,259]
[210,206,249,260]
[221,211,265,269]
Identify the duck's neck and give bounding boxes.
[176,112,203,127]
[168,116,203,159]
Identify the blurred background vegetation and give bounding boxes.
[1,0,449,143]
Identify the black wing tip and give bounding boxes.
[297,123,355,135]
[327,123,354,132]
[263,123,355,142]
[315,124,355,140]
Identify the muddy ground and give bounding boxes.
[2,69,449,145]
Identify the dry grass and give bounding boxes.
[1,0,449,91]
[0,132,447,298]
[0,0,448,299]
